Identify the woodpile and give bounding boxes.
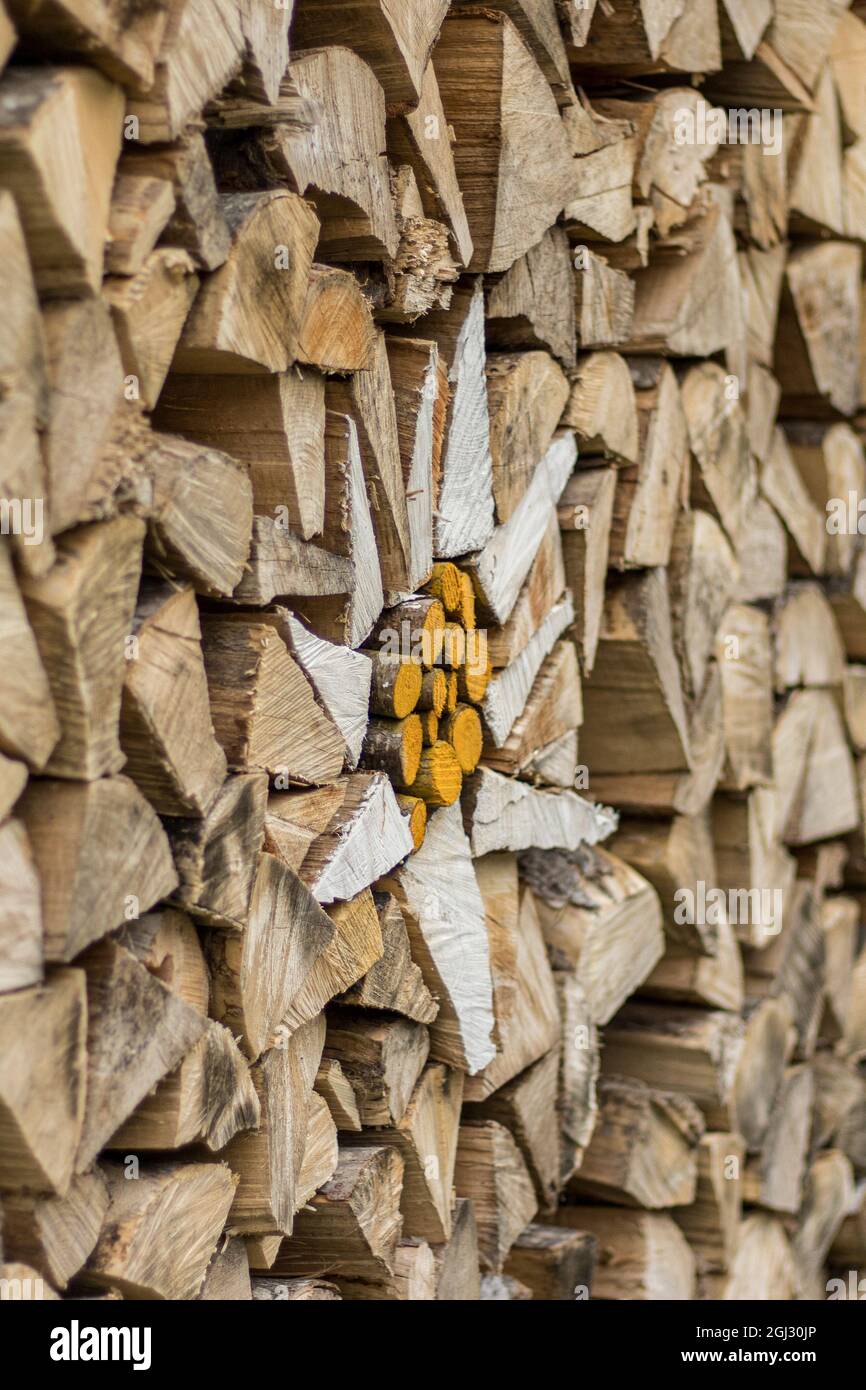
[4,0,866,1306]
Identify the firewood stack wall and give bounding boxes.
[1,0,866,1302]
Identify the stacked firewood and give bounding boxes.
[2,0,866,1304]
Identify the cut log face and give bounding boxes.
[20,775,178,963]
[155,368,327,543]
[340,892,438,1025]
[454,1119,538,1272]
[569,1074,705,1210]
[486,351,571,524]
[0,66,125,296]
[0,968,86,1195]
[435,11,576,274]
[120,579,227,818]
[22,516,145,780]
[486,227,576,367]
[206,852,336,1060]
[173,191,319,374]
[581,567,691,777]
[168,772,267,930]
[293,0,448,114]
[76,939,207,1171]
[85,1160,237,1301]
[521,843,664,1025]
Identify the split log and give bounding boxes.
[267,1146,404,1298]
[607,361,687,571]
[119,130,231,271]
[41,297,124,538]
[316,1058,362,1134]
[466,863,559,1102]
[574,248,635,349]
[1,1171,108,1291]
[762,429,827,576]
[723,1213,798,1301]
[435,10,575,273]
[286,775,413,904]
[716,604,774,791]
[110,1018,259,1155]
[485,227,576,367]
[76,939,206,1170]
[486,351,570,524]
[681,362,755,552]
[672,1132,744,1282]
[280,890,385,1034]
[433,1197,481,1301]
[384,801,495,1075]
[293,0,448,113]
[466,430,576,626]
[326,334,411,592]
[252,45,398,262]
[0,66,124,295]
[562,351,638,465]
[85,1160,237,1300]
[668,511,738,702]
[581,568,691,777]
[482,595,574,748]
[742,1064,813,1215]
[472,1049,561,1208]
[106,171,175,276]
[325,1011,429,1129]
[463,765,616,858]
[505,1223,597,1301]
[172,191,318,374]
[0,542,59,771]
[569,1075,705,1209]
[555,973,600,1178]
[521,843,664,1025]
[22,516,144,779]
[454,1120,538,1272]
[551,1206,695,1301]
[127,0,244,142]
[285,413,384,647]
[197,1237,252,1301]
[120,580,226,817]
[609,814,718,955]
[104,248,199,409]
[168,772,267,931]
[297,264,375,372]
[222,1015,324,1236]
[0,968,86,1194]
[341,892,438,1025]
[20,775,177,962]
[206,852,335,1061]
[482,641,582,778]
[352,1063,464,1244]
[202,610,347,785]
[155,367,326,542]
[385,335,443,593]
[774,241,862,418]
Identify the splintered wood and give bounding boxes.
[2,0,866,1308]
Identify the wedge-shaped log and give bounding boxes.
[110,1019,260,1155]
[384,801,495,1075]
[268,1145,405,1296]
[85,1160,237,1300]
[325,1011,430,1129]
[172,191,318,374]
[20,775,177,962]
[293,0,448,112]
[435,10,575,273]
[22,515,144,779]
[168,772,267,931]
[201,612,346,784]
[222,1015,325,1237]
[0,968,85,1195]
[341,892,438,1025]
[454,1120,537,1272]
[521,843,664,1025]
[581,567,691,776]
[76,939,206,1171]
[120,580,227,818]
[156,368,326,542]
[0,66,124,295]
[206,853,335,1061]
